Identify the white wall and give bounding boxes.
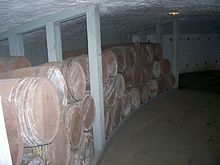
[146,35,156,43]
[148,33,220,74]
[179,33,220,73]
[1,31,219,72]
[132,33,141,43]
[162,34,173,62]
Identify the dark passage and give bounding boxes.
[179,71,220,94]
[100,71,220,165]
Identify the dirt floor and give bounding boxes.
[100,71,220,165]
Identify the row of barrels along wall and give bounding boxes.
[63,42,176,140]
[104,43,175,138]
[0,56,95,165]
[0,42,175,165]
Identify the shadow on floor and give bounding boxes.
[179,71,220,94]
[100,71,220,165]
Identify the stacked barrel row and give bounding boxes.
[64,49,126,139]
[0,42,175,164]
[103,43,175,138]
[63,42,175,140]
[0,56,95,165]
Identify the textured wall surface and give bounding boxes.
[0,0,220,37]
[146,33,220,73]
[0,0,220,67]
[179,33,220,73]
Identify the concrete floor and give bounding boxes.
[100,71,220,165]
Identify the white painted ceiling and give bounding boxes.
[0,0,220,39]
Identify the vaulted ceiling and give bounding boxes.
[0,0,220,39]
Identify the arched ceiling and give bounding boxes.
[0,0,220,39]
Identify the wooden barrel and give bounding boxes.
[21,148,45,165]
[69,151,84,165]
[110,47,126,73]
[141,43,154,64]
[132,44,142,65]
[80,94,96,131]
[83,132,94,165]
[102,55,110,84]
[71,131,94,165]
[148,79,159,98]
[127,87,141,111]
[145,44,154,62]
[104,77,115,98]
[132,44,149,66]
[164,74,176,90]
[2,98,23,165]
[155,43,163,60]
[35,66,68,107]
[121,94,132,117]
[62,59,86,101]
[105,87,117,108]
[133,65,144,85]
[105,107,115,138]
[143,63,153,82]
[104,77,117,107]
[70,135,87,165]
[43,60,86,101]
[115,74,125,99]
[23,145,50,164]
[0,77,60,147]
[123,65,143,87]
[114,100,123,128]
[64,104,84,150]
[0,56,31,73]
[0,67,34,79]
[0,63,5,72]
[63,50,82,59]
[102,49,118,77]
[123,69,134,89]
[145,43,162,61]
[0,66,68,107]
[63,48,88,59]
[141,83,150,103]
[104,111,109,137]
[70,55,109,85]
[157,76,166,94]
[66,55,90,91]
[124,46,136,69]
[160,58,171,76]
[152,60,161,78]
[49,123,71,165]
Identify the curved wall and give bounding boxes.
[162,33,220,74]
